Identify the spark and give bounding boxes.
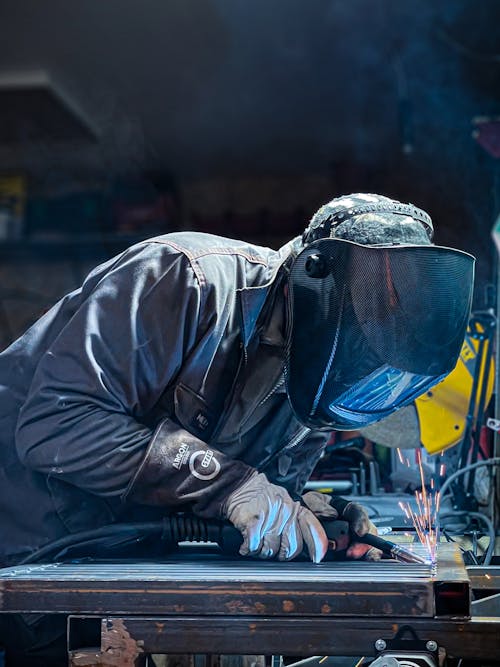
[397,447,404,464]
[398,450,440,566]
[398,501,410,519]
[485,573,491,580]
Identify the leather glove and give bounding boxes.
[223,471,328,562]
[302,491,381,560]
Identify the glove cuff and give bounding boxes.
[123,417,254,518]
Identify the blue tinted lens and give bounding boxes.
[329,364,444,420]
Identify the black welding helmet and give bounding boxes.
[285,237,475,430]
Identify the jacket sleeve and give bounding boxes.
[15,242,253,515]
[123,417,254,517]
[290,430,329,493]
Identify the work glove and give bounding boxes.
[302,491,381,560]
[223,471,328,562]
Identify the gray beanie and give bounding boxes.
[303,193,433,247]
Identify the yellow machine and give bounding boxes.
[360,315,495,454]
[416,316,495,454]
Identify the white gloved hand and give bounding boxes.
[223,472,328,562]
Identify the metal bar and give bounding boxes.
[67,616,147,667]
[471,592,500,616]
[90,615,500,660]
[0,558,438,581]
[0,574,433,617]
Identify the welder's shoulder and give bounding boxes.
[139,231,281,284]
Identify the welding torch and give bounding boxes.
[157,515,428,564]
[321,519,427,564]
[20,515,427,565]
[208,517,428,564]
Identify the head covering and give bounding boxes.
[302,193,433,245]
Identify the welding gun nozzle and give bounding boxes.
[359,533,428,565]
[389,544,428,565]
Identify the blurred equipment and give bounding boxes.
[360,314,495,454]
[0,172,26,239]
[418,312,495,455]
[473,116,500,158]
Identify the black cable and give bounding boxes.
[440,458,500,500]
[18,522,166,565]
[441,529,455,543]
[440,510,496,565]
[18,515,235,565]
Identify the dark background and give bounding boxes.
[0,0,500,346]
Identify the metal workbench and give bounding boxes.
[0,544,498,666]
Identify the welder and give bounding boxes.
[0,193,474,665]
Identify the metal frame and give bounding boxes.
[66,615,500,662]
[0,545,498,664]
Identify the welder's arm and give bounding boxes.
[125,420,328,561]
[122,416,255,515]
[15,244,247,512]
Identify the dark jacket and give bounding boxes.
[0,232,328,564]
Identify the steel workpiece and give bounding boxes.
[0,544,468,618]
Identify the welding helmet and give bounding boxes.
[285,198,475,431]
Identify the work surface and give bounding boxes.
[0,544,469,618]
[1,544,500,661]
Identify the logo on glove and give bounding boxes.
[172,443,190,470]
[189,449,221,481]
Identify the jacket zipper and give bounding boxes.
[258,375,285,407]
[283,425,311,451]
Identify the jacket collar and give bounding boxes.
[238,285,270,348]
[237,238,297,348]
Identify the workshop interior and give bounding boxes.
[1,1,500,666]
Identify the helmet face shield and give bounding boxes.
[326,365,447,428]
[285,238,475,430]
